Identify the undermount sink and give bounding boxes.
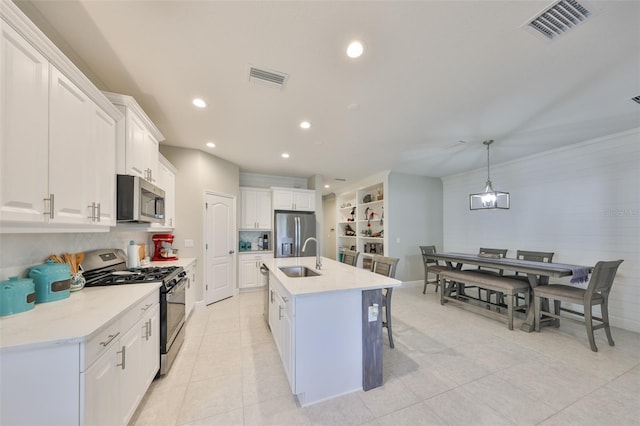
[279,266,321,278]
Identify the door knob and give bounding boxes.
[229,250,235,254]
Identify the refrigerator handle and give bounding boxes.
[294,216,299,256]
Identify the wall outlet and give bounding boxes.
[368,304,379,322]
[184,239,194,248]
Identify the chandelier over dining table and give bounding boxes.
[469,140,510,210]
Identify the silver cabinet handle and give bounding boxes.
[147,319,152,337]
[44,194,55,219]
[96,203,101,222]
[279,305,284,320]
[99,332,120,347]
[116,346,126,370]
[282,296,288,303]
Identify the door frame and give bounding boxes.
[202,190,237,304]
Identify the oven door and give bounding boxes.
[164,277,186,353]
[160,275,187,375]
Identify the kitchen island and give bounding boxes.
[264,256,401,407]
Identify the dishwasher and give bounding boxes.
[260,263,270,328]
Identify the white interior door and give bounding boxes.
[204,192,236,304]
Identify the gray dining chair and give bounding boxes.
[341,249,360,267]
[534,259,623,352]
[509,250,555,308]
[371,255,400,349]
[419,245,447,294]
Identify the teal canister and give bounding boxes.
[0,276,36,316]
[28,261,71,303]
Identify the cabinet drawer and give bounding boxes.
[82,319,122,372]
[120,290,158,332]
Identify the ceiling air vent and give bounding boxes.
[526,0,592,40]
[248,66,288,90]
[632,96,640,105]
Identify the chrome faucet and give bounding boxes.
[302,237,322,270]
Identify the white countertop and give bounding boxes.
[0,283,160,352]
[264,257,402,296]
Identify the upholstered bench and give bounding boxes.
[438,270,530,330]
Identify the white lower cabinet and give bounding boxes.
[268,274,294,388]
[82,292,159,425]
[184,260,197,318]
[239,253,272,289]
[0,289,159,426]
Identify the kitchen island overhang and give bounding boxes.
[264,256,401,407]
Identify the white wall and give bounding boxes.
[160,146,239,302]
[388,173,443,282]
[442,129,640,332]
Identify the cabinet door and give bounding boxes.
[125,110,148,179]
[272,190,293,210]
[82,344,120,426]
[92,106,116,225]
[156,162,175,227]
[140,304,160,390]
[293,190,315,211]
[239,257,259,289]
[240,189,258,229]
[118,321,143,425]
[146,133,159,183]
[256,190,272,228]
[185,263,196,318]
[0,24,49,223]
[49,67,93,224]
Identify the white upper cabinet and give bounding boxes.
[104,91,164,185]
[156,156,176,228]
[272,188,315,212]
[0,23,49,223]
[241,188,272,229]
[48,67,93,224]
[0,9,121,231]
[92,107,117,225]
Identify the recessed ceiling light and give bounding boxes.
[192,98,206,108]
[324,184,330,189]
[346,41,364,58]
[281,153,290,159]
[206,142,216,148]
[300,121,311,129]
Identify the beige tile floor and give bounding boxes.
[130,284,640,426]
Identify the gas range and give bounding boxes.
[82,249,184,292]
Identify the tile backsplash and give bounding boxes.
[0,231,152,279]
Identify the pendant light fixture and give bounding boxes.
[469,140,510,210]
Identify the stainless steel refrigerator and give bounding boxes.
[274,211,317,258]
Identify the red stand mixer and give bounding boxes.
[152,233,179,261]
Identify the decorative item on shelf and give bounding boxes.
[361,228,372,237]
[362,194,372,203]
[348,207,356,221]
[469,139,510,210]
[380,206,384,225]
[371,230,383,238]
[345,224,356,236]
[377,190,383,200]
[340,202,352,208]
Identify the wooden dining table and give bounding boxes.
[427,252,592,332]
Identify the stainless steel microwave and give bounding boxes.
[116,174,165,223]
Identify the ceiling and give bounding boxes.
[16,0,640,195]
